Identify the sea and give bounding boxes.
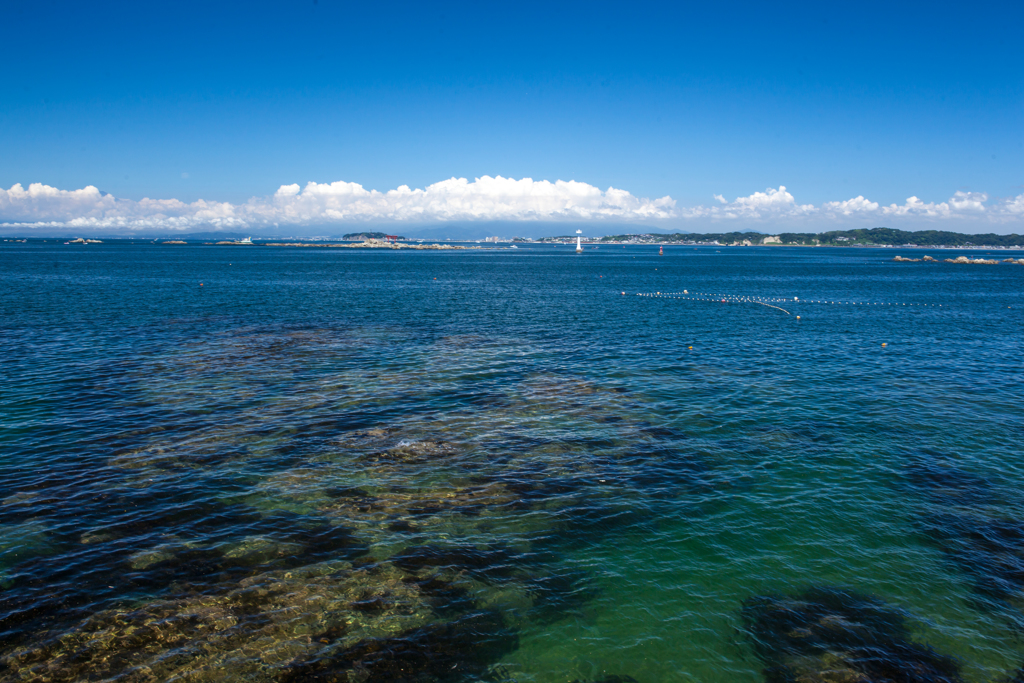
[1,241,1023,683]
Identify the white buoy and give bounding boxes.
[576,229,583,253]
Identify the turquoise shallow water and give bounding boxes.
[1,242,1023,682]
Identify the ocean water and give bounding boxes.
[1,242,1023,683]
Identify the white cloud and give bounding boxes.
[1000,193,1024,216]
[679,186,826,220]
[728,185,816,217]
[698,186,1023,226]
[0,183,118,222]
[254,177,677,222]
[947,191,988,212]
[822,196,880,215]
[2,177,1023,232]
[0,176,676,230]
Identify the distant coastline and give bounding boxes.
[4,227,1024,251]
[542,227,1024,249]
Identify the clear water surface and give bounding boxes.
[1,242,1022,682]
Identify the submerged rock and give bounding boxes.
[0,560,479,682]
[391,543,520,582]
[221,535,305,565]
[905,458,994,506]
[1002,665,1024,682]
[278,610,517,682]
[741,586,964,683]
[906,459,1024,614]
[923,509,1024,605]
[375,439,459,464]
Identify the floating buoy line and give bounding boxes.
[627,290,943,315]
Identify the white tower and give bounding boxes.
[576,229,583,253]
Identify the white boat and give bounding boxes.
[510,245,518,249]
[238,237,253,244]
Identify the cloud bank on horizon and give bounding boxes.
[2,176,1022,233]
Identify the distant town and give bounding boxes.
[346,227,1024,249]
[266,228,1024,249]
[533,228,1024,249]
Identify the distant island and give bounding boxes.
[539,228,1024,248]
[342,232,405,241]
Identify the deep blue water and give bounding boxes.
[1,242,1023,682]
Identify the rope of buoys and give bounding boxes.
[752,301,791,315]
[630,292,791,314]
[633,290,940,308]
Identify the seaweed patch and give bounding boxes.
[741,586,964,683]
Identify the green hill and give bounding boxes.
[597,228,1024,247]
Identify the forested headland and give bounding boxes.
[581,228,1024,247]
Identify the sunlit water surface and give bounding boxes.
[2,242,1023,683]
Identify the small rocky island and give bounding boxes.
[892,255,1018,264]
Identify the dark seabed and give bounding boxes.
[1,242,1023,682]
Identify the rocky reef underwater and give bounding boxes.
[729,455,1024,683]
[732,454,1024,683]
[742,586,968,683]
[906,455,1024,629]
[0,325,699,682]
[3,323,1024,682]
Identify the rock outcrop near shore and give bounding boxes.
[893,254,1008,264]
[945,256,998,264]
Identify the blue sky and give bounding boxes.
[2,0,1022,234]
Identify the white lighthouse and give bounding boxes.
[576,229,583,253]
